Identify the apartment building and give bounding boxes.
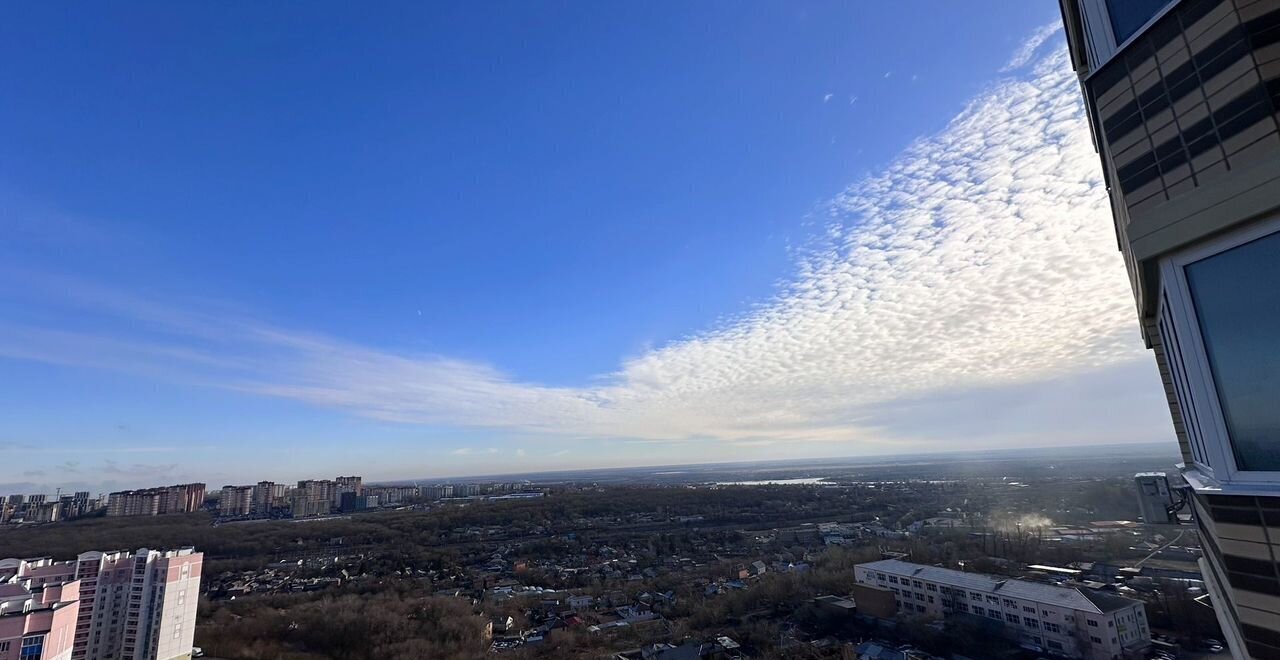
[250,482,286,516]
[364,485,419,505]
[293,480,335,518]
[105,493,156,519]
[0,578,80,660]
[216,487,253,518]
[57,494,93,521]
[422,485,454,500]
[332,476,363,508]
[105,485,205,519]
[23,504,61,525]
[295,480,334,504]
[855,559,1150,659]
[155,486,203,517]
[0,549,202,660]
[1059,0,1280,656]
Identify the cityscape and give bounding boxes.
[0,478,542,526]
[0,447,1231,659]
[4,0,1280,659]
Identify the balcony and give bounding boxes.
[1084,0,1280,313]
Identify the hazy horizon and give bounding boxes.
[0,440,1180,496]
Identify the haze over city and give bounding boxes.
[1,2,1174,493]
[8,0,1280,658]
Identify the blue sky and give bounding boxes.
[0,2,1175,493]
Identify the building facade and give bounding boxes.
[217,487,253,518]
[364,485,418,505]
[332,476,363,509]
[250,482,286,516]
[422,485,454,500]
[293,480,335,518]
[1135,472,1177,523]
[0,549,202,660]
[105,493,157,519]
[855,559,1150,659]
[0,579,80,660]
[1060,0,1280,656]
[105,485,205,519]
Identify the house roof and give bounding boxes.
[1080,588,1144,613]
[855,642,906,660]
[857,559,1140,614]
[0,584,30,598]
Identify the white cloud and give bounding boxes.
[823,93,833,103]
[1002,22,1062,72]
[0,38,1153,454]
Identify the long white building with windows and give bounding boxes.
[855,559,1149,659]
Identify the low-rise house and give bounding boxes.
[491,615,515,634]
[854,641,907,660]
[567,594,594,610]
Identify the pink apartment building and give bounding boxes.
[0,578,80,660]
[0,549,202,660]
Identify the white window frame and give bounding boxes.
[1158,273,1226,477]
[1161,215,1280,485]
[1077,0,1180,74]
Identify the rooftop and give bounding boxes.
[857,559,1141,614]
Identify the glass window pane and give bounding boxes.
[1105,0,1172,43]
[1185,229,1280,471]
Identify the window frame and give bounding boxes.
[1162,216,1280,485]
[1075,0,1179,74]
[18,635,44,660]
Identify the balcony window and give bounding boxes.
[1103,0,1172,43]
[1184,229,1280,472]
[19,635,44,660]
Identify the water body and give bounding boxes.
[717,477,827,486]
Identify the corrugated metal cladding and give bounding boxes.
[1090,0,1280,217]
[1198,492,1280,656]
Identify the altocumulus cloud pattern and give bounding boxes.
[0,31,1146,448]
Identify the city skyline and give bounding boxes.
[1,3,1175,494]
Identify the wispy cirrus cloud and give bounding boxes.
[1002,21,1062,72]
[0,34,1160,454]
